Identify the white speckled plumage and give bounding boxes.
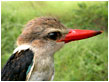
[13,45,30,54]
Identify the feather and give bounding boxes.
[1,45,34,81]
[26,60,35,81]
[26,60,33,75]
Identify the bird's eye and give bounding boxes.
[47,32,62,40]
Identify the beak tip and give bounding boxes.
[95,30,103,35]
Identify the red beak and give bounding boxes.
[58,29,103,43]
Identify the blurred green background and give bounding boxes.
[1,1,108,81]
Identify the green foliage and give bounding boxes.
[1,1,108,81]
[54,34,108,81]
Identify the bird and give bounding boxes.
[1,17,102,81]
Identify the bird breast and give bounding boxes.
[29,55,54,81]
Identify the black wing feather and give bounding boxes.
[1,49,34,81]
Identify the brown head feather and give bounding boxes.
[17,17,67,46]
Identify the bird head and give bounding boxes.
[17,17,102,55]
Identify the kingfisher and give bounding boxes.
[1,17,102,81]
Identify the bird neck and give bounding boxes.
[31,46,55,71]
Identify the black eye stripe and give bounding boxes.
[47,32,62,40]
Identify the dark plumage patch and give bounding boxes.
[1,49,34,81]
